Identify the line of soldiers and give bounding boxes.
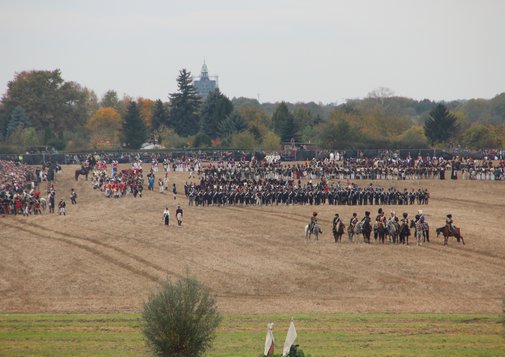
[184,179,429,207]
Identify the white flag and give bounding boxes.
[264,323,275,356]
[283,319,297,356]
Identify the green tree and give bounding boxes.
[200,89,233,138]
[230,131,257,149]
[6,106,31,137]
[169,69,201,136]
[461,124,501,149]
[100,90,120,110]
[151,100,168,130]
[1,70,93,134]
[394,125,429,149]
[489,92,505,122]
[7,127,40,148]
[41,128,66,150]
[122,102,147,149]
[154,125,185,148]
[272,102,296,142]
[142,277,222,357]
[424,103,458,144]
[261,131,281,150]
[218,111,247,138]
[193,132,212,148]
[318,118,358,149]
[292,108,316,130]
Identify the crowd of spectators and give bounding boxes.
[1,160,48,216]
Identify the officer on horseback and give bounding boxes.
[349,212,358,228]
[446,214,458,236]
[418,209,425,223]
[361,211,372,243]
[418,209,429,242]
[332,213,341,233]
[309,212,318,233]
[376,208,385,223]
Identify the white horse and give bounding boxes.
[414,221,424,246]
[40,198,47,214]
[304,223,322,242]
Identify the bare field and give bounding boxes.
[1,164,505,314]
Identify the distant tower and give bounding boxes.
[193,61,218,97]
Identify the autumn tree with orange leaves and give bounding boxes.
[86,107,122,149]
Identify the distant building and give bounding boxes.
[193,61,218,97]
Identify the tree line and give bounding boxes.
[1,69,504,153]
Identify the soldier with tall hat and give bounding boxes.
[361,211,372,243]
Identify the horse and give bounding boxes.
[436,225,465,245]
[361,221,372,244]
[75,166,90,181]
[351,221,363,242]
[411,219,425,246]
[332,222,345,243]
[375,221,387,244]
[305,223,322,242]
[422,222,430,243]
[176,212,183,226]
[386,220,399,244]
[398,222,410,245]
[347,225,354,242]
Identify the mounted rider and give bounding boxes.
[417,209,425,224]
[446,214,458,236]
[389,210,398,224]
[418,209,429,241]
[332,213,341,233]
[361,211,372,230]
[401,212,409,226]
[349,212,358,231]
[376,208,385,223]
[309,211,318,233]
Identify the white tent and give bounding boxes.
[282,319,297,356]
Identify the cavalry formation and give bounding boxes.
[305,209,464,246]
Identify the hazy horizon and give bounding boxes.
[1,0,504,104]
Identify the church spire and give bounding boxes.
[201,60,208,77]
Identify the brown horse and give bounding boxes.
[75,167,90,181]
[398,222,410,245]
[436,225,465,245]
[375,221,387,244]
[333,222,345,243]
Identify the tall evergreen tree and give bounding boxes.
[6,106,31,137]
[122,101,147,149]
[200,89,233,138]
[218,111,247,138]
[272,102,297,142]
[168,69,201,136]
[424,103,458,144]
[280,114,297,142]
[150,99,168,130]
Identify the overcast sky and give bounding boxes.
[1,0,504,104]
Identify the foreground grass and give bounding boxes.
[0,313,503,356]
